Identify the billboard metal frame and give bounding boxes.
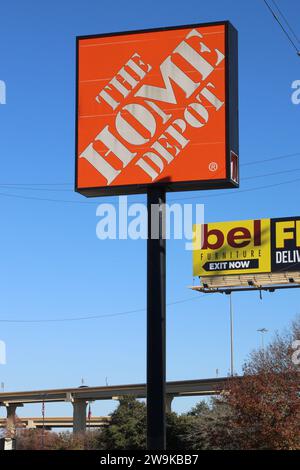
[191,271,300,294]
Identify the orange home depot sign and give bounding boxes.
[75,22,238,196]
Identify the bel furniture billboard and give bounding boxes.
[75,22,238,196]
[193,217,300,277]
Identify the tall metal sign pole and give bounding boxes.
[147,188,166,449]
[229,293,234,376]
[75,22,238,451]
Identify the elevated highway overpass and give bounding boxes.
[0,377,230,434]
[0,416,111,430]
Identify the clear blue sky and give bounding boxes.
[0,0,299,419]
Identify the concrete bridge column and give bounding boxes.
[72,399,87,434]
[6,403,23,437]
[165,395,174,413]
[26,419,36,429]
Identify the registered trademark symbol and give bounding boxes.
[209,162,218,172]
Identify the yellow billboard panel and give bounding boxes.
[193,218,271,276]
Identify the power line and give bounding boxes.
[0,152,299,187]
[0,151,298,204]
[262,0,300,55]
[0,295,206,323]
[0,166,299,195]
[0,175,300,205]
[0,183,71,187]
[170,176,300,201]
[243,168,300,181]
[0,185,71,192]
[241,152,300,167]
[271,0,300,45]
[2,260,299,324]
[0,191,94,205]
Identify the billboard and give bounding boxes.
[193,217,300,277]
[75,22,238,196]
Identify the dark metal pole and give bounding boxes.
[229,293,234,376]
[147,187,166,450]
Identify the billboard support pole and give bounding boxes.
[147,187,166,450]
[229,293,234,376]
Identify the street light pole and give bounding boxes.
[257,328,268,351]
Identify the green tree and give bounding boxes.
[98,396,197,450]
[99,396,146,450]
[186,399,240,450]
[187,400,210,417]
[166,412,193,450]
